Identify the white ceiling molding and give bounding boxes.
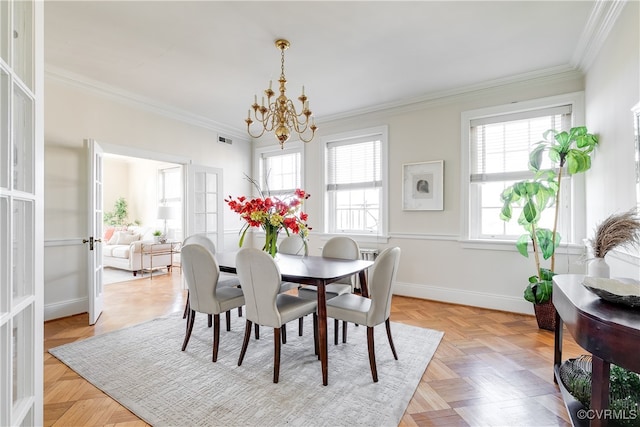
[571,0,628,71]
[319,65,584,124]
[45,65,249,142]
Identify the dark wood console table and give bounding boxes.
[553,274,640,427]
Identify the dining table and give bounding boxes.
[215,251,374,386]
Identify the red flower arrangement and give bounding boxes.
[225,187,311,257]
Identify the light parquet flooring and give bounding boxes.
[44,272,584,427]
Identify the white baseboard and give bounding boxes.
[393,281,535,315]
[44,297,87,322]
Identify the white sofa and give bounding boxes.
[103,227,176,276]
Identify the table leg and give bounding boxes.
[359,270,369,298]
[317,282,328,386]
[553,309,563,384]
[591,356,610,427]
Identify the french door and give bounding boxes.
[0,0,44,425]
[186,165,223,250]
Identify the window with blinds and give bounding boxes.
[260,149,301,196]
[326,133,384,234]
[469,105,573,239]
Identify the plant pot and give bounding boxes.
[533,299,556,331]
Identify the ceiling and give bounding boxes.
[44,1,600,139]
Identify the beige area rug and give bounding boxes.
[49,311,443,427]
[103,267,168,285]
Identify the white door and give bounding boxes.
[86,139,104,325]
[0,0,44,425]
[186,165,223,249]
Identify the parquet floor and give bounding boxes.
[44,272,583,426]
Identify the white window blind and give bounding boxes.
[470,105,572,183]
[327,137,382,191]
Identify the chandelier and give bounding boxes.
[245,39,317,147]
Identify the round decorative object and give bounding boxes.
[582,276,640,308]
[587,257,610,278]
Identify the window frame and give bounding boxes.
[323,126,389,238]
[460,92,586,245]
[253,140,304,198]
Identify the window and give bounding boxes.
[325,127,388,235]
[158,167,182,237]
[255,142,303,197]
[463,93,584,242]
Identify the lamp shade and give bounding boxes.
[157,206,176,220]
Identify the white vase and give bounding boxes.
[587,257,610,278]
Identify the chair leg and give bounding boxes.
[226,311,231,331]
[334,319,339,345]
[298,316,304,336]
[238,306,243,317]
[282,324,287,344]
[313,313,319,358]
[183,291,190,319]
[238,320,253,366]
[367,326,378,382]
[212,314,220,362]
[274,328,281,383]
[254,323,260,340]
[385,318,398,360]
[208,314,212,328]
[342,320,348,343]
[182,309,196,351]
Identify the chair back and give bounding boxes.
[278,235,308,256]
[322,236,360,285]
[181,243,223,314]
[367,247,401,326]
[236,248,283,328]
[183,233,217,254]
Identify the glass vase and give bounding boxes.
[263,224,280,258]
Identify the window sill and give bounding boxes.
[460,238,585,255]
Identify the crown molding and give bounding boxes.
[45,65,249,142]
[571,0,628,72]
[318,65,584,123]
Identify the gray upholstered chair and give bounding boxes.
[325,247,401,382]
[182,233,241,323]
[235,248,317,383]
[278,234,308,256]
[181,243,245,362]
[277,235,310,336]
[298,236,360,342]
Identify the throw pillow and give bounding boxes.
[107,231,121,245]
[103,227,115,242]
[117,233,141,245]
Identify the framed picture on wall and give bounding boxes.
[402,160,444,211]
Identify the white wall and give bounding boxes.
[584,0,640,279]
[44,77,252,320]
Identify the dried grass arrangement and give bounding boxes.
[590,209,640,258]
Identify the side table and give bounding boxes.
[553,274,640,427]
[140,241,182,279]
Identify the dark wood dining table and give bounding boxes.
[215,251,374,386]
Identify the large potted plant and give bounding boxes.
[500,126,598,330]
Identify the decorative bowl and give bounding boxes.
[582,276,640,308]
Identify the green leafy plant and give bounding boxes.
[104,197,129,226]
[152,230,163,237]
[500,126,598,304]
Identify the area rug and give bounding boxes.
[103,267,168,285]
[49,311,443,427]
